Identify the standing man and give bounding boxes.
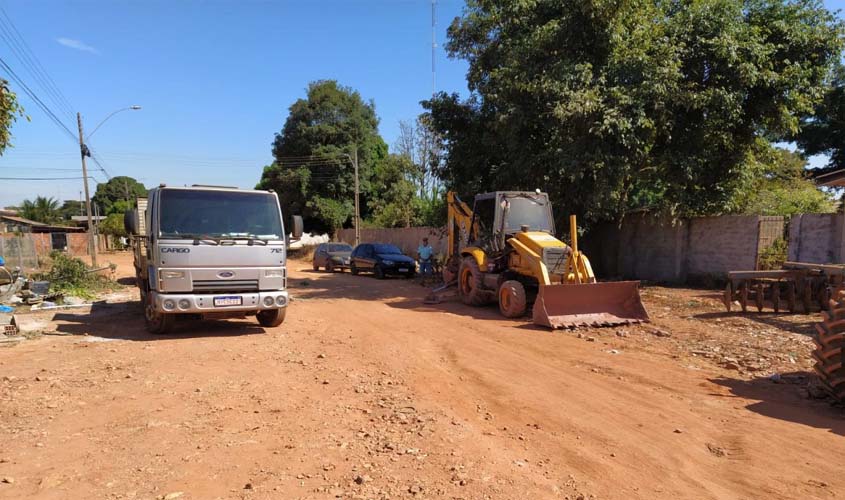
[417,237,434,284]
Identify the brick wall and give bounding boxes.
[788,213,842,264]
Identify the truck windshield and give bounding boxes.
[502,195,553,233]
[159,190,284,240]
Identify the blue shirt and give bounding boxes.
[418,244,433,260]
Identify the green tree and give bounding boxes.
[369,154,419,228]
[732,145,835,216]
[257,80,388,233]
[92,176,147,216]
[0,79,25,155]
[20,196,60,224]
[58,200,84,221]
[425,0,843,225]
[799,63,845,172]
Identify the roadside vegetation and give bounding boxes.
[37,252,116,300]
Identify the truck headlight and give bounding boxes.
[161,271,184,279]
[276,295,286,306]
[264,269,285,278]
[263,296,275,307]
[178,299,191,310]
[163,299,176,311]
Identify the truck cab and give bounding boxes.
[126,185,302,333]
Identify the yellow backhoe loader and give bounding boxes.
[435,191,649,328]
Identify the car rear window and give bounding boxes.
[373,244,402,255]
[329,244,352,252]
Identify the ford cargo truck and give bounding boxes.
[125,185,302,334]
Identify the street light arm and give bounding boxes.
[84,105,141,141]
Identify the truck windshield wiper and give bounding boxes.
[222,236,269,246]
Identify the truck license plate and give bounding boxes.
[398,268,408,273]
[213,296,242,307]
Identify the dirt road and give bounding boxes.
[1,252,843,499]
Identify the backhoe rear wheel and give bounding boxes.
[498,280,527,318]
[814,291,845,400]
[458,256,487,306]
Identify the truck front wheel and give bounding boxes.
[145,295,174,334]
[257,308,287,328]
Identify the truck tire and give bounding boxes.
[257,308,287,327]
[145,294,174,334]
[498,280,527,318]
[459,256,487,306]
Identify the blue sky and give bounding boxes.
[0,0,469,208]
[0,0,843,209]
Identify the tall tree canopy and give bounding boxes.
[92,176,147,216]
[799,63,845,172]
[257,80,388,233]
[425,0,843,224]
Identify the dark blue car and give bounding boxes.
[350,243,417,279]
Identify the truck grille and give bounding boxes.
[192,279,259,293]
[542,247,568,275]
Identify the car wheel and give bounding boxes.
[257,308,287,327]
[326,262,334,273]
[350,264,359,276]
[312,261,319,272]
[374,265,385,280]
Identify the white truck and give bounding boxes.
[125,185,302,334]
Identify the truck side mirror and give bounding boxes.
[124,209,139,235]
[290,215,303,239]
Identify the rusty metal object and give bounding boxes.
[814,291,845,401]
[533,281,650,328]
[723,264,845,314]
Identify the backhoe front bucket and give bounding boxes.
[533,281,649,329]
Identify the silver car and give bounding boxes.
[312,243,353,272]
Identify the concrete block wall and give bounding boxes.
[687,216,761,276]
[788,213,842,264]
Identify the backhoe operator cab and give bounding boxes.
[468,191,557,250]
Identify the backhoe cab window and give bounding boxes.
[501,194,553,233]
[159,190,284,240]
[470,198,496,243]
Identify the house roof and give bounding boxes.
[810,166,845,187]
[0,214,46,226]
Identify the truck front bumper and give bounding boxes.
[150,290,289,314]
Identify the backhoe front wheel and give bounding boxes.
[498,280,527,318]
[459,256,487,306]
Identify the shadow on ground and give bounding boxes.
[711,373,844,436]
[52,301,267,341]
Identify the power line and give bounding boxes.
[0,176,94,180]
[0,7,75,121]
[0,166,80,171]
[0,56,77,143]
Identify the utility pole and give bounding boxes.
[353,148,360,246]
[77,112,97,267]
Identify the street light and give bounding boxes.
[77,105,142,267]
[85,105,142,141]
